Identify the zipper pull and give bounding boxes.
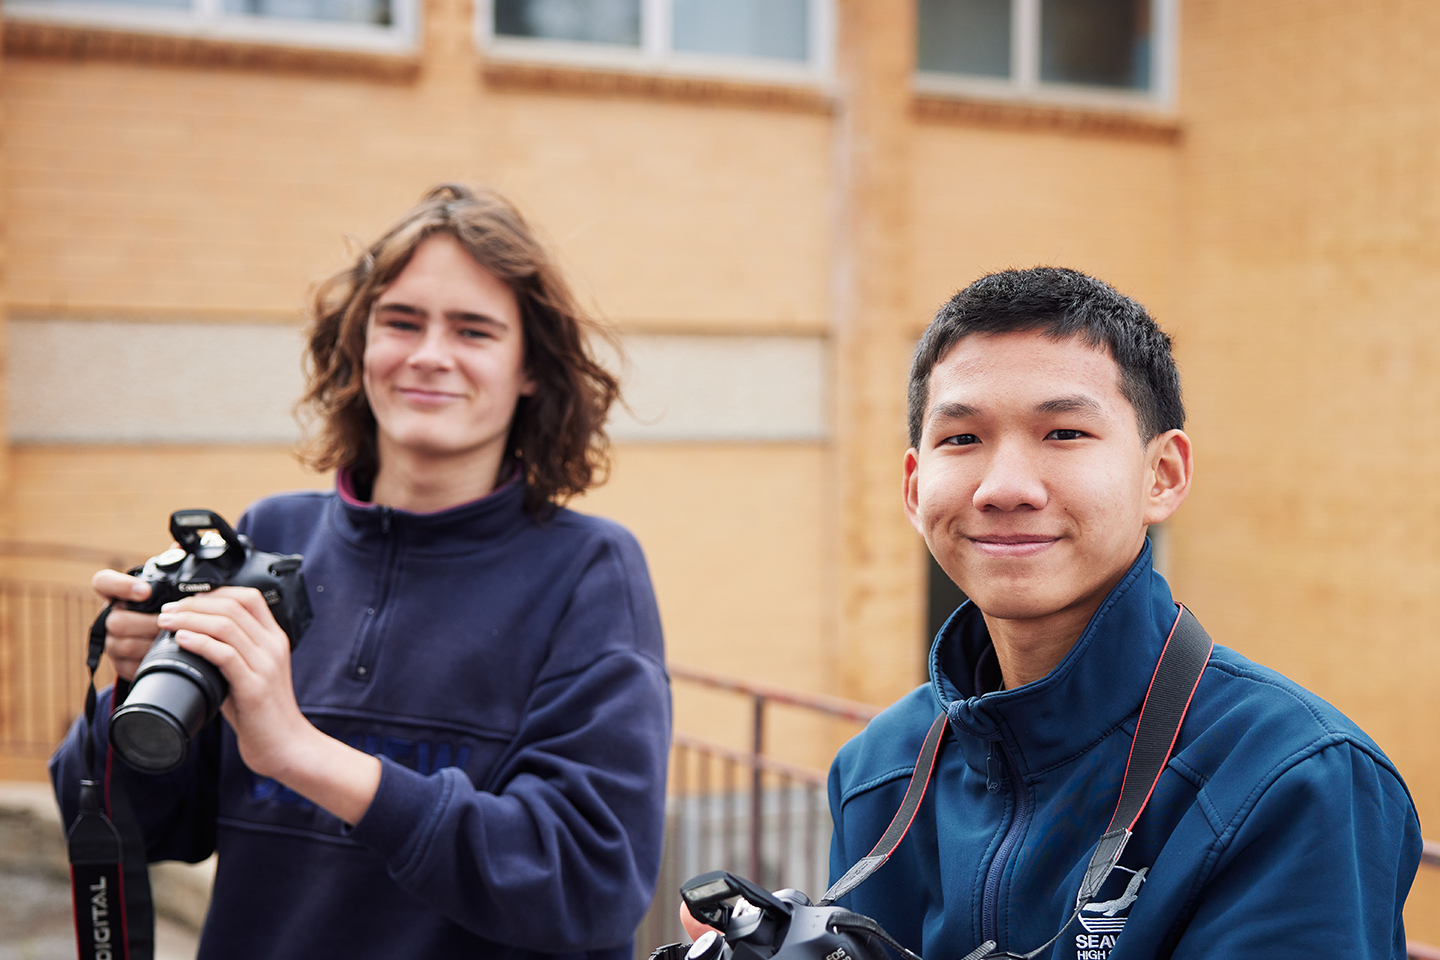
[986,742,1004,794]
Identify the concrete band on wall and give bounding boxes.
[5,320,828,445]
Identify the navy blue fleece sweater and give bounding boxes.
[53,477,671,960]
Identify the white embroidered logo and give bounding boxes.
[1074,866,1147,960]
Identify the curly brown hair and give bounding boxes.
[299,183,619,514]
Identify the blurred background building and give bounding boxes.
[1,0,1439,946]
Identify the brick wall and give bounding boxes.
[1173,0,1440,938]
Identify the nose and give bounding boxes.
[972,440,1048,512]
[406,322,454,371]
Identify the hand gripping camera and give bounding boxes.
[650,871,921,960]
[108,509,313,774]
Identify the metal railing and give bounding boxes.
[1408,842,1440,960]
[633,666,881,956]
[0,580,109,759]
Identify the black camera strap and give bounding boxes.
[820,712,950,905]
[68,603,156,960]
[820,604,1213,957]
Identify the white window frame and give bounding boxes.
[913,0,1177,111]
[476,0,834,87]
[4,0,418,54]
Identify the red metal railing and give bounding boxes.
[667,665,880,882]
[634,666,881,957]
[1409,842,1440,960]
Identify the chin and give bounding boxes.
[965,586,1071,623]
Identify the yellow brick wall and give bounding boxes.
[2,446,330,557]
[911,122,1178,329]
[3,58,831,332]
[1171,0,1440,938]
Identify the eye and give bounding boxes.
[457,326,496,341]
[941,434,980,447]
[1046,429,1087,441]
[374,310,421,332]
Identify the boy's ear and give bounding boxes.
[903,448,924,534]
[1143,429,1192,525]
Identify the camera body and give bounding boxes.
[653,872,886,960]
[109,509,312,774]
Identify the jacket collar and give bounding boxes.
[328,466,534,554]
[931,540,1179,779]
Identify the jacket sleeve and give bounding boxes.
[1169,738,1422,960]
[50,685,223,864]
[345,535,672,953]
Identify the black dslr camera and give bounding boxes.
[651,871,919,960]
[109,509,312,774]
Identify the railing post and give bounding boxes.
[750,692,764,880]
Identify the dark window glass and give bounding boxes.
[494,0,641,45]
[926,552,969,650]
[224,0,389,23]
[672,0,808,62]
[916,0,1011,79]
[1040,0,1151,89]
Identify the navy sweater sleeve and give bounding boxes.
[346,529,672,951]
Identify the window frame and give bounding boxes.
[913,0,1178,111]
[476,0,835,87]
[4,0,419,54]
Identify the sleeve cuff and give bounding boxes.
[347,754,458,876]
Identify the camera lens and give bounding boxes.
[110,705,187,773]
[111,670,208,773]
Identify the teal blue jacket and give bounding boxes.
[829,544,1421,960]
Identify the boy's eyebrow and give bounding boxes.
[374,302,510,330]
[445,310,509,328]
[928,401,980,424]
[375,301,422,315]
[1036,394,1105,416]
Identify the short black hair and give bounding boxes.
[908,267,1184,447]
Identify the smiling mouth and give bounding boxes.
[396,387,462,403]
[966,535,1060,558]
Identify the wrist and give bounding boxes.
[268,725,383,826]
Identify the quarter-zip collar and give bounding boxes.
[330,466,532,555]
[932,539,1176,781]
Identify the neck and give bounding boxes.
[982,605,1096,690]
[369,444,510,513]
[981,542,1149,691]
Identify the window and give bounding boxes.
[480,0,832,82]
[7,0,415,52]
[916,0,1174,106]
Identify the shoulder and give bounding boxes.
[528,507,664,666]
[1176,644,1412,826]
[236,489,333,542]
[240,488,333,524]
[540,506,652,571]
[831,684,942,811]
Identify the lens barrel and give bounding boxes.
[110,633,227,774]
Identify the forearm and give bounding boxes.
[266,723,382,827]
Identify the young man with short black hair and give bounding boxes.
[827,268,1421,959]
